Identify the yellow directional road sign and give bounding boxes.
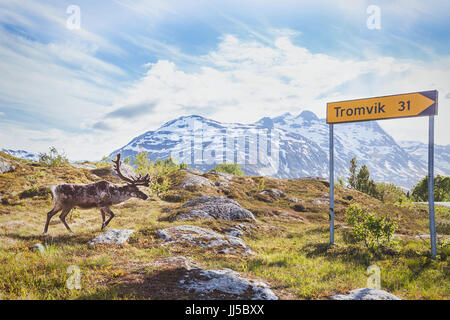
[327,90,438,124]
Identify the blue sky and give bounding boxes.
[0,0,449,160]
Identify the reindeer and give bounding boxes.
[43,153,151,234]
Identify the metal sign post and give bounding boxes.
[329,124,334,244]
[428,115,437,259]
[327,90,438,258]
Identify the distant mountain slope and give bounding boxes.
[398,141,450,176]
[109,111,448,189]
[1,149,38,161]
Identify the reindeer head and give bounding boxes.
[112,153,151,201]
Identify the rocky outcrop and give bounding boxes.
[145,256,278,300]
[177,196,256,222]
[157,225,253,255]
[256,188,285,202]
[332,288,402,300]
[180,173,213,189]
[0,158,15,174]
[89,229,135,247]
[181,268,278,300]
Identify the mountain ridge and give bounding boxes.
[108,111,449,189]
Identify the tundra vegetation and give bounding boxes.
[0,150,448,300]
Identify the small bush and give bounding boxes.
[132,152,182,197]
[346,203,397,251]
[375,182,408,204]
[213,163,244,176]
[38,147,69,167]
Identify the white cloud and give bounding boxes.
[100,33,449,150]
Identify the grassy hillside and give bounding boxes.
[0,152,448,300]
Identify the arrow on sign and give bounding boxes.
[327,90,438,123]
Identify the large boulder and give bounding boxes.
[332,288,402,300]
[157,225,253,255]
[181,268,278,300]
[178,196,256,222]
[89,229,135,247]
[0,158,15,174]
[142,256,278,300]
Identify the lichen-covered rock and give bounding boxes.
[0,159,15,174]
[181,268,278,300]
[151,256,201,270]
[221,227,244,238]
[256,189,285,202]
[332,288,402,300]
[180,173,213,189]
[89,229,135,247]
[157,225,253,255]
[211,171,234,181]
[178,196,256,222]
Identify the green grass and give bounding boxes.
[0,152,449,300]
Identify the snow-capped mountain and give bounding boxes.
[398,141,450,176]
[1,149,38,161]
[109,111,448,189]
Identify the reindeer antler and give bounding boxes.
[112,153,151,186]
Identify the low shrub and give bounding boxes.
[213,163,244,176]
[346,203,397,251]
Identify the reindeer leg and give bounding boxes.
[100,208,106,230]
[101,207,115,230]
[59,207,73,233]
[43,205,62,234]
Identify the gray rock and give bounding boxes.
[182,268,278,300]
[309,198,329,205]
[215,181,230,187]
[180,173,213,189]
[211,171,234,181]
[260,188,285,199]
[32,243,45,253]
[332,288,402,300]
[157,225,253,255]
[72,163,98,170]
[89,229,135,247]
[0,160,15,174]
[179,196,256,222]
[151,256,201,271]
[225,228,244,238]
